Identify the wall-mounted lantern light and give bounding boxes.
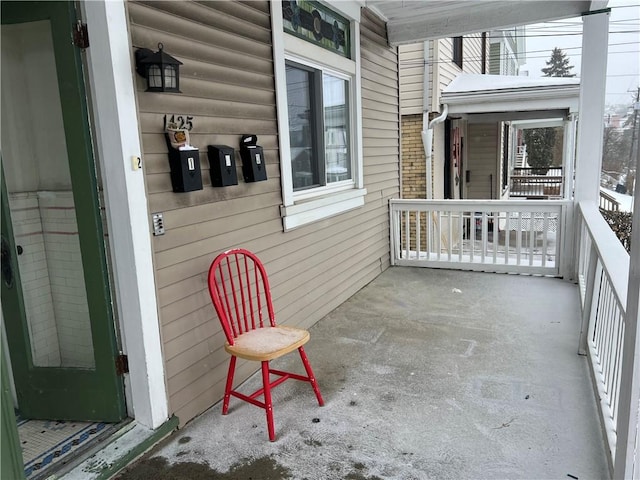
[135,43,182,93]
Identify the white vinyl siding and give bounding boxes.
[399,42,426,115]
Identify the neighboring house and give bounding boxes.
[399,34,486,202]
[489,26,526,76]
[0,1,624,479]
[399,27,579,203]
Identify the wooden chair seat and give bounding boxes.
[225,326,310,361]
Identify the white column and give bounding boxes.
[574,10,609,203]
[614,101,640,478]
[82,0,169,429]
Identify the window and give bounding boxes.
[452,36,463,68]
[272,1,365,231]
[286,61,351,191]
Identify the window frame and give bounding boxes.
[285,59,353,194]
[272,1,365,231]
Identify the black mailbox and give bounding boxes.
[240,134,267,183]
[208,145,238,187]
[165,135,203,192]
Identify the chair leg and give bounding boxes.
[261,361,276,441]
[298,347,324,406]
[222,356,237,415]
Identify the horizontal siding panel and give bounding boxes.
[363,148,400,162]
[400,69,425,81]
[129,26,273,75]
[144,163,280,194]
[146,177,281,213]
[139,113,276,136]
[155,217,280,272]
[162,301,212,343]
[172,361,255,427]
[363,118,399,132]
[176,77,275,105]
[137,95,276,120]
[361,37,397,64]
[141,133,279,155]
[135,1,271,43]
[362,137,400,149]
[361,80,398,99]
[401,98,424,109]
[361,50,398,75]
[363,128,399,140]
[153,206,280,254]
[128,2,272,58]
[361,66,397,89]
[362,98,399,115]
[164,312,219,362]
[276,242,389,327]
[364,163,399,176]
[143,152,274,175]
[193,0,271,28]
[158,191,282,230]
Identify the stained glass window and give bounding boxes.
[282,1,350,58]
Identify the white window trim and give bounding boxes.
[272,1,365,231]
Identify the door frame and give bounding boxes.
[81,0,168,429]
[2,0,126,421]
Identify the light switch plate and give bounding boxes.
[152,213,165,236]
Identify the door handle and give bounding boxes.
[1,235,14,288]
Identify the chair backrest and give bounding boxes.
[208,249,276,345]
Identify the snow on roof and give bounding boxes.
[443,74,580,94]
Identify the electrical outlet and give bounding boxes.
[152,213,165,236]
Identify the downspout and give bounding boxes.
[422,104,448,199]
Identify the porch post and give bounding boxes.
[82,0,169,429]
[614,109,640,478]
[562,114,578,280]
[574,10,609,203]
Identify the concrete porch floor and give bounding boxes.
[116,267,609,480]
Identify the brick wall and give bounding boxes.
[401,114,430,251]
[402,114,427,199]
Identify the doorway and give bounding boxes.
[1,2,126,477]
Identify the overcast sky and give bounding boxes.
[520,0,639,107]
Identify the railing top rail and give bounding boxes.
[579,200,629,309]
[390,198,570,208]
[599,189,621,203]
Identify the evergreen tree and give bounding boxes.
[541,47,576,77]
[524,128,556,174]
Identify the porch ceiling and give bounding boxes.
[365,0,605,45]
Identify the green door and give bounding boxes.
[1,1,126,422]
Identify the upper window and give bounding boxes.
[272,1,364,231]
[452,36,463,68]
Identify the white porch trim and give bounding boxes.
[82,0,168,429]
[574,10,609,204]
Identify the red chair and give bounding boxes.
[207,248,324,441]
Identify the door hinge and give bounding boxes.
[73,21,89,49]
[115,354,129,375]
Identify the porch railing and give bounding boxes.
[390,199,568,276]
[599,189,621,212]
[577,200,631,471]
[509,167,564,199]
